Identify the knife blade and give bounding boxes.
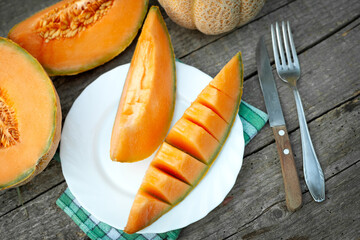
[256,36,302,212]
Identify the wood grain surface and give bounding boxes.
[0,0,359,239]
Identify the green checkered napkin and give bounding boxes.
[56,101,268,240]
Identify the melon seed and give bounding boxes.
[0,88,20,148]
[36,0,114,41]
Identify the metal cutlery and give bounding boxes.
[256,36,302,211]
[271,21,325,202]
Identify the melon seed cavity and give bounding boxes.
[36,0,114,42]
[0,88,20,148]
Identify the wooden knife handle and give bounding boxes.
[272,125,302,211]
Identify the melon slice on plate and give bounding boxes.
[110,6,176,162]
[124,52,244,234]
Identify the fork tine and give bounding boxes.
[271,24,281,69]
[287,21,299,67]
[275,22,286,66]
[282,21,292,67]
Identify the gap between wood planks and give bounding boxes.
[0,180,65,219]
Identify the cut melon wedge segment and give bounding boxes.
[124,190,171,234]
[151,142,208,186]
[209,53,244,99]
[140,166,191,205]
[165,118,219,164]
[183,102,228,141]
[196,86,237,123]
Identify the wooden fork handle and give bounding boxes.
[272,125,302,211]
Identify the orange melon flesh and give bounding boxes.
[140,166,191,204]
[183,102,228,141]
[124,52,243,234]
[196,86,236,123]
[165,118,219,164]
[0,38,61,189]
[124,190,171,235]
[209,53,244,99]
[151,142,207,185]
[8,0,148,76]
[110,6,176,162]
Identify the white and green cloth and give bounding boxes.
[56,101,268,240]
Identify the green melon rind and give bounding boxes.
[0,167,35,190]
[0,37,58,190]
[134,52,243,233]
[206,52,244,167]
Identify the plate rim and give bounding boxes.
[60,61,244,233]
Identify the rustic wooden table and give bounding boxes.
[1,0,359,239]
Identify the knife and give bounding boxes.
[256,36,302,211]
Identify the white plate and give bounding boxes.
[60,62,244,233]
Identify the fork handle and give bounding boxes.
[272,125,302,211]
[293,87,325,202]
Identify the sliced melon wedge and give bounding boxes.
[110,6,176,162]
[124,52,243,234]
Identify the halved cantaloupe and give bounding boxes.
[8,0,148,76]
[0,37,61,190]
[124,52,243,234]
[110,6,176,162]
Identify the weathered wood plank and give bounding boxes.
[178,96,360,239]
[0,182,88,240]
[232,161,360,240]
[181,0,360,78]
[0,160,63,217]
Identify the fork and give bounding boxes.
[271,21,325,202]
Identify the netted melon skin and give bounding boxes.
[159,0,266,35]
